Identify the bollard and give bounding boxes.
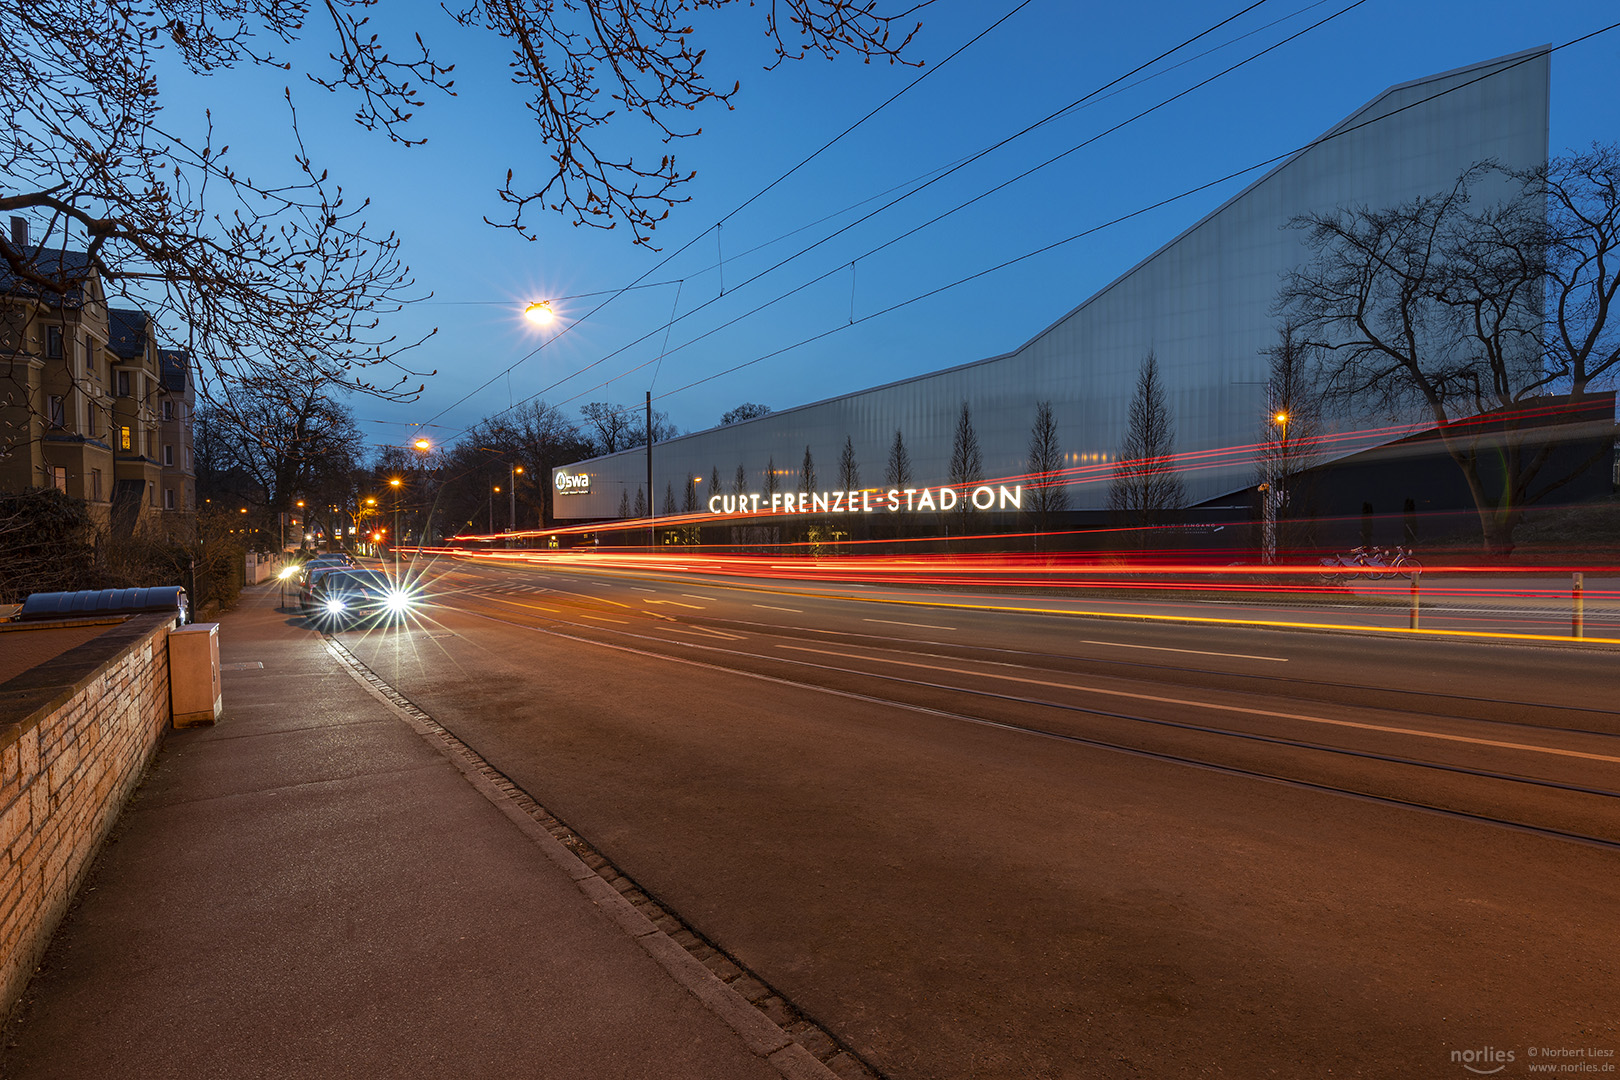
[1573,572,1584,638]
[1409,571,1420,630]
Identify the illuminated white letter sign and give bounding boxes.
[705,485,1021,517]
[555,472,591,495]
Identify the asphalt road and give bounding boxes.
[329,555,1620,1079]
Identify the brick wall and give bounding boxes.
[0,614,173,1013]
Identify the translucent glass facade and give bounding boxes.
[553,49,1550,520]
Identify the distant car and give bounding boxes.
[308,569,420,628]
[294,553,356,587]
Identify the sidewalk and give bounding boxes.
[0,586,810,1080]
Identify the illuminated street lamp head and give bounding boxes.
[389,478,402,488]
[413,437,432,452]
[365,497,376,506]
[514,465,523,475]
[493,485,501,494]
[524,301,555,326]
[1274,412,1289,425]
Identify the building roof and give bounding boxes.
[0,246,95,306]
[107,308,149,360]
[159,349,189,392]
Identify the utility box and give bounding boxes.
[169,622,222,727]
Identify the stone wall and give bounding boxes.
[0,614,173,1012]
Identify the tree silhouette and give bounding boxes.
[1108,351,1184,544]
[1026,400,1070,547]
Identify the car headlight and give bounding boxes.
[384,591,414,612]
[324,599,347,613]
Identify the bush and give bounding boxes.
[0,488,98,603]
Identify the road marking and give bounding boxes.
[754,604,803,613]
[645,599,703,609]
[863,618,955,631]
[775,645,1620,765]
[480,595,560,613]
[683,594,719,601]
[630,587,656,592]
[581,614,630,624]
[664,625,746,641]
[1079,639,1288,662]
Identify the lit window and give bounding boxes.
[119,426,132,451]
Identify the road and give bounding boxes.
[330,554,1620,1079]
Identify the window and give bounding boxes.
[119,426,132,451]
[91,469,102,502]
[163,444,174,467]
[45,326,62,358]
[52,467,66,492]
[161,399,173,421]
[47,395,65,429]
[116,370,130,397]
[148,481,156,506]
[163,488,175,510]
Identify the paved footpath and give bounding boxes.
[0,585,817,1080]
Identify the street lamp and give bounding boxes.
[389,478,403,572]
[524,301,555,325]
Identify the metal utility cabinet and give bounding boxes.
[168,622,222,727]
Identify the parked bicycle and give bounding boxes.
[1319,545,1421,584]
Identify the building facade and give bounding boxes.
[0,218,116,524]
[551,49,1553,526]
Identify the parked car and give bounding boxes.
[308,569,420,627]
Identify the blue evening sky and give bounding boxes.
[164,0,1620,454]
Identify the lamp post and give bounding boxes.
[490,485,499,536]
[389,477,402,574]
[509,464,523,547]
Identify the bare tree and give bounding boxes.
[721,403,772,425]
[0,1,931,378]
[949,401,983,532]
[837,436,860,491]
[1256,323,1323,557]
[632,486,647,517]
[618,488,632,518]
[799,445,817,494]
[1108,350,1184,542]
[733,463,748,496]
[764,456,780,498]
[662,482,677,517]
[200,378,362,516]
[1026,400,1069,546]
[579,402,640,455]
[683,475,698,513]
[884,429,912,488]
[1279,152,1620,553]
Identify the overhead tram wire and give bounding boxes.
[577,21,1620,416]
[481,0,1367,428]
[432,0,1291,443]
[416,0,1042,436]
[410,0,1326,320]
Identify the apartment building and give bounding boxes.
[0,216,116,526]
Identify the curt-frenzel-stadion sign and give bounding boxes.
[708,485,1023,515]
